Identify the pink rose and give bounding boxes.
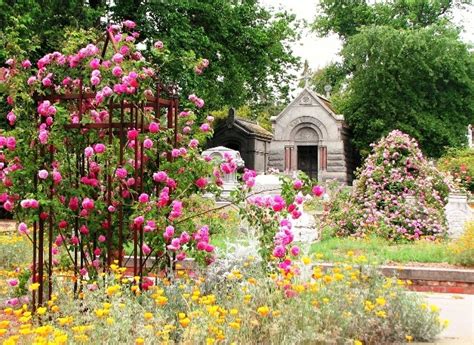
[149,122,160,133]
[143,138,153,149]
[94,143,106,154]
[312,185,324,197]
[38,169,49,180]
[138,193,149,203]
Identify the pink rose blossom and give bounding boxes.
[38,169,49,180]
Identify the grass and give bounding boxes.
[308,236,454,265]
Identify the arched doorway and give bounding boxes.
[294,127,319,179]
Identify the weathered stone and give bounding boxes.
[445,193,473,238]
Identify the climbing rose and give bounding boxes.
[195,177,208,189]
[18,223,28,235]
[312,185,324,197]
[38,170,49,180]
[82,198,95,210]
[138,193,149,203]
[149,122,159,133]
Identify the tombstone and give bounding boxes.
[445,193,473,238]
[291,203,320,242]
[253,174,282,195]
[201,146,245,198]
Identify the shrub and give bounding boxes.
[0,255,445,344]
[450,221,474,266]
[324,130,450,241]
[438,148,474,196]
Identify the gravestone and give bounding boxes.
[201,146,245,198]
[291,203,319,242]
[445,193,473,238]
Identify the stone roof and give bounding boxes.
[222,108,273,140]
[233,117,273,139]
[271,87,344,123]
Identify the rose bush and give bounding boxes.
[1,21,323,293]
[324,130,450,241]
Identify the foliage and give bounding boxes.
[0,255,445,344]
[324,130,450,241]
[0,0,103,64]
[210,103,284,132]
[312,1,474,158]
[449,221,474,266]
[0,234,31,270]
[313,0,472,40]
[1,1,300,115]
[310,235,452,264]
[335,24,474,158]
[437,147,474,195]
[309,62,347,96]
[111,0,301,112]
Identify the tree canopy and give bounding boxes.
[1,0,300,112]
[312,0,474,158]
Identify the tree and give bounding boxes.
[1,1,300,113]
[313,0,471,40]
[334,24,474,157]
[111,0,300,111]
[311,0,474,157]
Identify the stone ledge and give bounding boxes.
[316,263,474,294]
[317,263,474,283]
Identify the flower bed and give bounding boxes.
[0,255,446,344]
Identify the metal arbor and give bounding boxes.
[30,31,179,309]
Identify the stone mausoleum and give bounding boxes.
[207,108,272,172]
[208,87,357,184]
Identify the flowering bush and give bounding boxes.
[324,130,450,241]
[0,254,445,344]
[437,148,474,196]
[0,20,325,306]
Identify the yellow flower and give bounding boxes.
[229,321,240,330]
[179,317,191,327]
[229,308,238,315]
[354,340,363,345]
[347,250,354,257]
[430,305,440,313]
[36,307,47,315]
[405,335,413,342]
[155,296,168,306]
[302,256,311,265]
[375,297,386,306]
[106,318,115,325]
[376,310,387,318]
[144,312,153,321]
[106,285,120,296]
[135,337,145,345]
[103,302,112,309]
[257,306,270,317]
[29,283,40,291]
[294,284,305,293]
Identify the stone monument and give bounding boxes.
[201,146,244,197]
[445,193,473,238]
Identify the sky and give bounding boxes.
[261,0,474,76]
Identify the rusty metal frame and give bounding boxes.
[30,31,179,309]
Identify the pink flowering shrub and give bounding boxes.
[324,130,450,241]
[0,22,323,281]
